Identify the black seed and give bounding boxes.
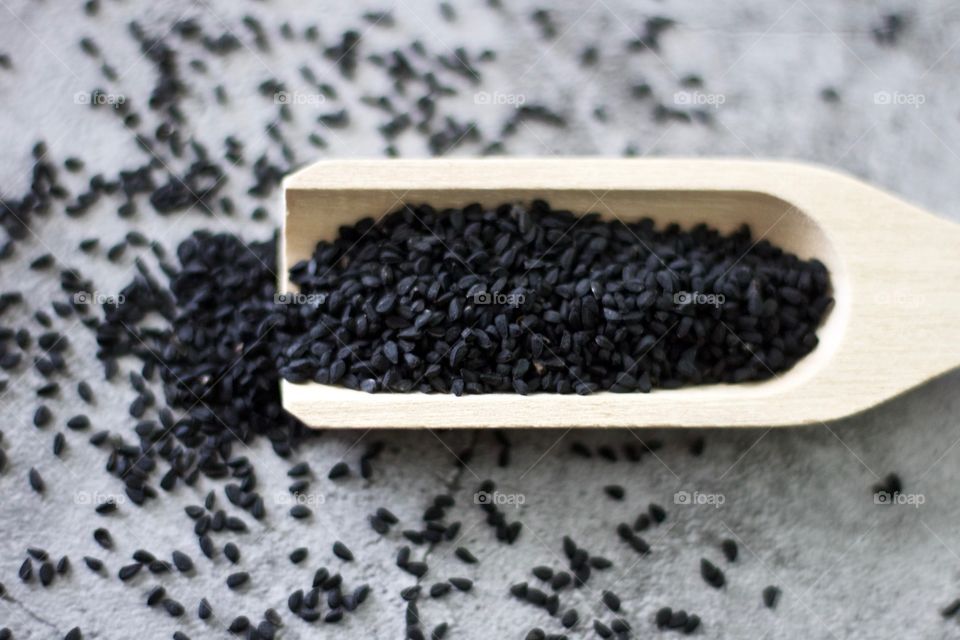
[83,556,103,572]
[602,590,621,612]
[763,585,781,609]
[561,609,578,628]
[56,556,69,574]
[172,550,193,572]
[289,547,308,563]
[34,405,52,428]
[118,563,141,581]
[198,597,213,619]
[228,616,249,632]
[648,503,666,523]
[700,558,725,589]
[455,547,477,564]
[429,582,451,598]
[19,558,32,581]
[603,485,625,500]
[65,628,82,640]
[721,539,738,562]
[146,586,165,606]
[226,572,249,589]
[448,577,472,592]
[93,528,113,549]
[29,468,45,493]
[223,542,240,563]
[163,598,184,617]
[290,505,312,519]
[332,541,354,561]
[328,461,349,479]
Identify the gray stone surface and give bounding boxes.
[1,0,959,638]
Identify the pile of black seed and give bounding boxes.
[278,201,833,394]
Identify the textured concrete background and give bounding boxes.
[1,1,960,638]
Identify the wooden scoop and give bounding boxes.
[280,158,960,429]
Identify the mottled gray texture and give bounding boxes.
[1,1,959,639]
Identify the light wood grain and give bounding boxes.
[280,158,960,429]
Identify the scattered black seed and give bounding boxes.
[163,598,185,617]
[83,556,103,572]
[328,461,350,479]
[198,598,213,620]
[649,503,667,523]
[65,628,82,640]
[226,571,249,589]
[430,582,451,598]
[603,485,625,500]
[147,585,166,606]
[118,563,141,581]
[28,467,45,493]
[290,505,312,519]
[39,561,55,586]
[223,542,240,564]
[93,528,113,549]
[289,547,308,563]
[721,539,738,562]
[171,550,193,573]
[333,541,354,561]
[763,585,781,609]
[700,558,725,589]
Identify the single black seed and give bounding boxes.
[228,616,249,632]
[449,577,472,592]
[649,503,667,523]
[332,541,354,561]
[561,609,579,628]
[224,542,240,563]
[171,550,193,572]
[226,572,249,589]
[721,539,738,562]
[163,598,184,617]
[29,467,45,493]
[328,461,349,479]
[430,582,451,598]
[83,556,103,572]
[19,558,32,582]
[763,585,781,609]
[289,547,308,563]
[118,563,141,581]
[601,590,620,612]
[290,505,312,519]
[455,547,477,564]
[39,561,55,586]
[198,597,213,619]
[65,628,82,640]
[146,585,165,606]
[93,528,113,549]
[603,485,625,500]
[701,558,725,589]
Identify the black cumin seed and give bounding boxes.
[226,571,249,589]
[118,563,141,581]
[83,556,103,572]
[198,597,213,619]
[27,547,48,561]
[18,559,32,582]
[223,542,239,563]
[455,546,477,564]
[290,505,312,519]
[648,503,667,523]
[332,541,354,561]
[721,539,738,562]
[700,558,725,589]
[65,628,82,640]
[593,620,613,638]
[448,577,472,592]
[171,550,193,572]
[29,467,45,493]
[228,616,249,632]
[163,598,184,617]
[603,485,625,500]
[561,609,578,628]
[289,547,308,563]
[429,582,451,598]
[763,585,781,609]
[328,461,349,479]
[39,561,55,586]
[146,585,165,606]
[93,528,113,549]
